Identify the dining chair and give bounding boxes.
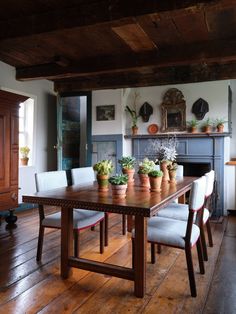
[71,167,127,246]
[132,176,206,297]
[35,170,105,261]
[156,170,215,261]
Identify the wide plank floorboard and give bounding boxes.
[0,209,231,313]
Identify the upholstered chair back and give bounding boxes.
[189,176,206,212]
[35,170,68,192]
[176,165,184,177]
[71,167,95,185]
[205,170,215,198]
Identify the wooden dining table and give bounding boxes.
[23,176,196,298]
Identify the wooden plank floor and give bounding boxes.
[0,208,227,314]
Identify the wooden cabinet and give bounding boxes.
[0,90,28,212]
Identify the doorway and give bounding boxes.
[57,92,92,170]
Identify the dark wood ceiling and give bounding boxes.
[0,0,236,92]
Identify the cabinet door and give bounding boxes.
[0,108,10,191]
[10,108,19,187]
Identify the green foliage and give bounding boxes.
[187,119,199,127]
[118,156,136,169]
[214,118,227,127]
[93,160,114,175]
[125,105,139,127]
[202,117,213,127]
[109,174,129,185]
[20,146,30,158]
[148,170,163,177]
[138,158,155,174]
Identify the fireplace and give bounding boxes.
[126,133,228,216]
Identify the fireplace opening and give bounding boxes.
[178,162,211,177]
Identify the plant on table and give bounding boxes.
[148,170,163,192]
[138,158,156,188]
[109,174,128,199]
[167,162,178,182]
[118,156,136,183]
[93,159,114,191]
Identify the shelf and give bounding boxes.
[124,132,231,139]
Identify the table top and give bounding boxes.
[23,176,196,217]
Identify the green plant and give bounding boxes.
[20,146,30,158]
[125,105,139,127]
[109,174,128,185]
[138,158,155,174]
[214,118,227,127]
[187,119,199,127]
[93,160,114,175]
[118,156,136,169]
[202,118,213,127]
[148,170,163,178]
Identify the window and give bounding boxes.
[19,98,34,165]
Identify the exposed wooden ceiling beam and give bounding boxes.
[54,62,236,92]
[16,39,236,81]
[0,0,218,40]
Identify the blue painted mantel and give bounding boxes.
[125,133,231,216]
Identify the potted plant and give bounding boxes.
[138,158,156,187]
[125,91,140,135]
[187,119,199,133]
[118,156,136,183]
[202,118,213,133]
[20,146,30,165]
[93,159,114,191]
[109,174,128,199]
[167,162,178,182]
[159,141,177,182]
[214,118,227,133]
[148,170,163,192]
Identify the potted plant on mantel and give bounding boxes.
[125,91,140,135]
[93,159,114,191]
[109,174,128,199]
[20,146,30,166]
[202,118,213,133]
[148,170,163,192]
[186,119,199,133]
[118,156,136,183]
[214,118,227,133]
[138,157,156,188]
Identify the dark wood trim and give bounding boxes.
[69,257,134,281]
[61,207,73,278]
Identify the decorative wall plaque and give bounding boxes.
[160,88,186,132]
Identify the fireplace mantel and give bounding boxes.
[127,132,230,217]
[124,132,230,139]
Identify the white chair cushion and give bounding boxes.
[157,203,209,224]
[147,216,200,248]
[71,167,95,185]
[35,170,68,192]
[42,209,104,229]
[189,176,206,211]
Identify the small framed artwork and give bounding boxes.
[96,105,115,121]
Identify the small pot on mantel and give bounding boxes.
[217,124,224,133]
[132,126,138,135]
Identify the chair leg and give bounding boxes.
[206,220,213,247]
[196,238,205,274]
[105,213,109,247]
[151,243,156,264]
[122,214,126,235]
[200,226,208,262]
[99,220,104,254]
[132,237,135,269]
[74,231,80,258]
[185,246,197,297]
[36,225,45,261]
[157,244,162,254]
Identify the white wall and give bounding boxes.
[0,61,55,173]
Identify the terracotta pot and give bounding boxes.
[138,173,150,188]
[169,170,177,183]
[149,176,162,192]
[97,174,109,191]
[160,161,170,181]
[204,126,211,133]
[122,168,135,183]
[20,157,29,166]
[111,184,127,199]
[190,126,197,133]
[132,126,138,135]
[217,124,224,133]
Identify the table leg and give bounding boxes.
[127,215,133,232]
[134,216,146,298]
[178,194,186,204]
[61,207,73,278]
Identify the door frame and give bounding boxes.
[58,91,92,167]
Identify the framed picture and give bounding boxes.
[96,105,115,121]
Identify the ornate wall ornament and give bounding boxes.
[192,98,209,120]
[160,88,186,132]
[139,102,153,122]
